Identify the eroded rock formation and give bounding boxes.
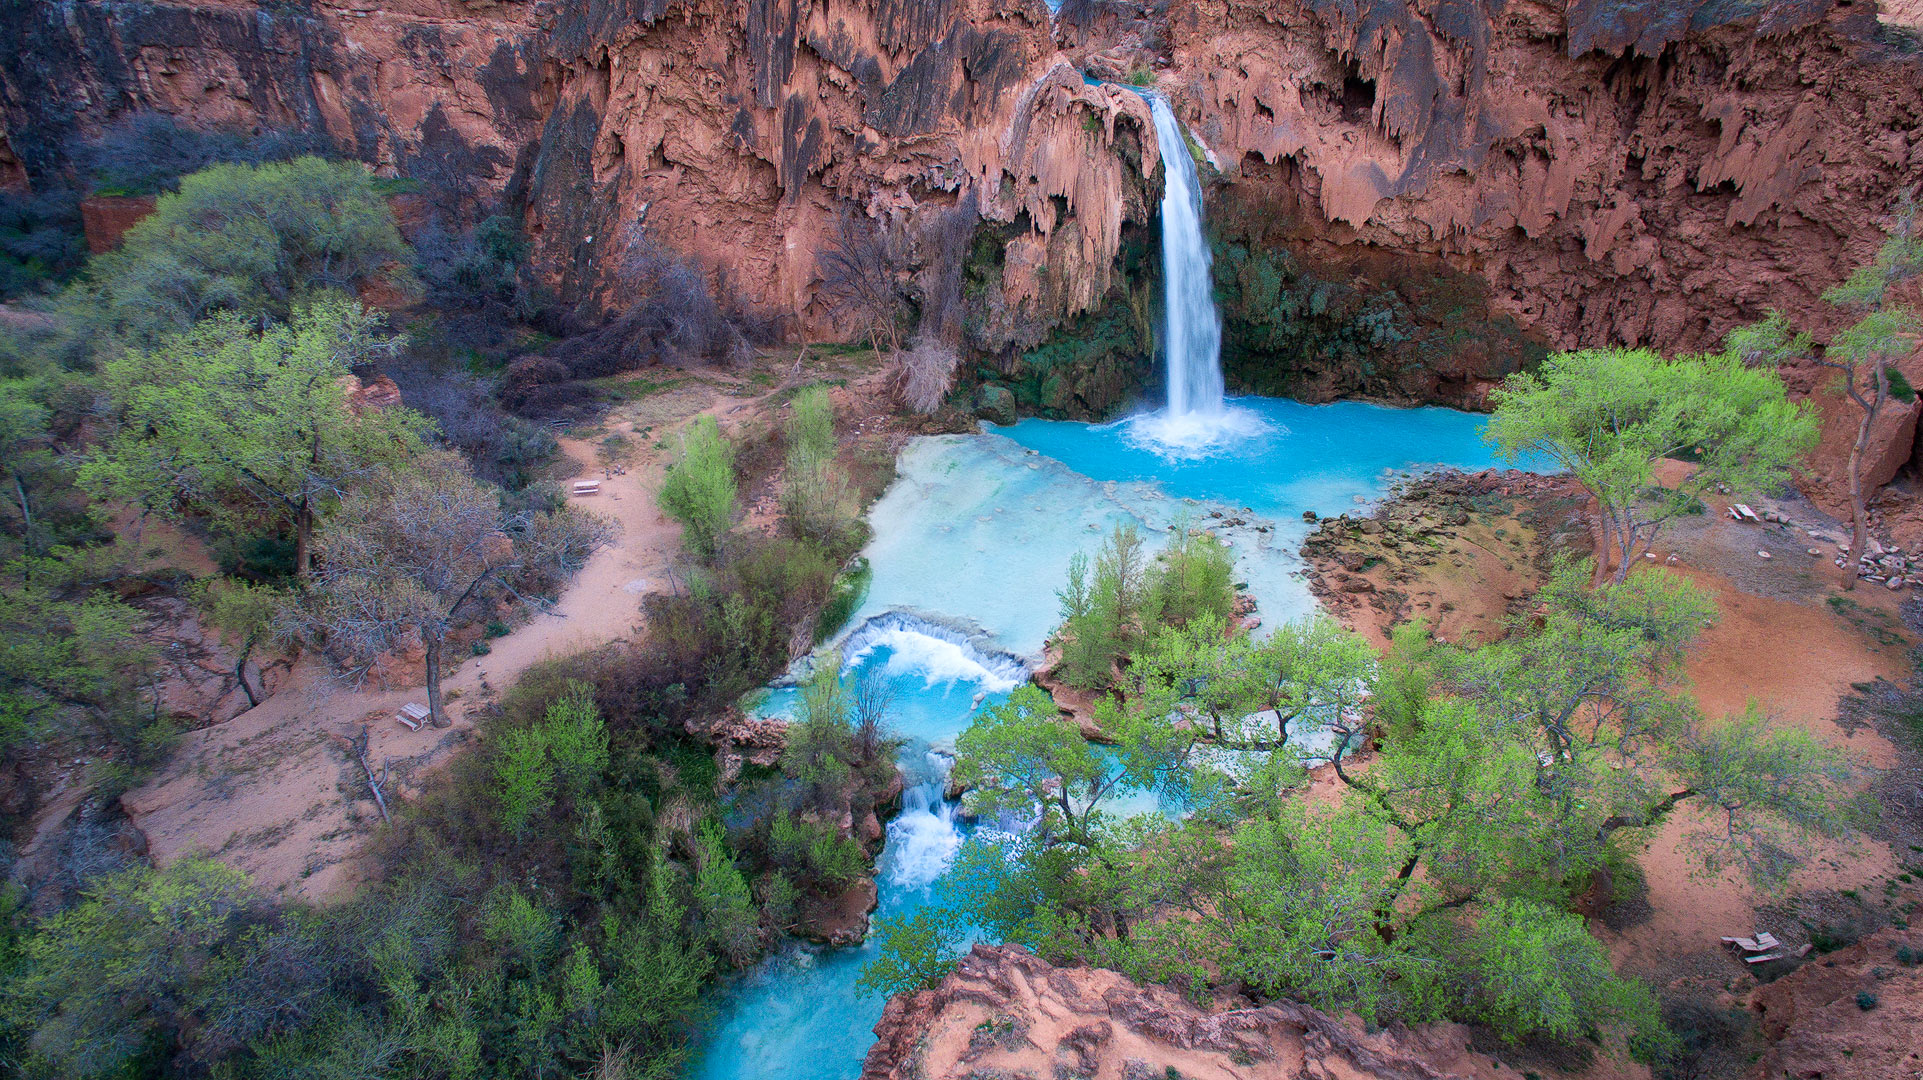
[10,0,1922,370]
[862,942,1523,1080]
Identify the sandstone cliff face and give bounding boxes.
[862,943,1525,1080]
[10,0,1922,366]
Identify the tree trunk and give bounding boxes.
[425,636,448,727]
[1845,410,1873,592]
[294,497,313,578]
[235,644,260,708]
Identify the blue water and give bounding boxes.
[691,397,1523,1080]
[999,397,1513,521]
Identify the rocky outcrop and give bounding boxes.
[1165,0,1923,359]
[862,943,1523,1080]
[1747,923,1923,1080]
[10,1,1922,361]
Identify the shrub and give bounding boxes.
[781,385,861,553]
[79,157,413,344]
[658,415,737,561]
[1153,526,1235,629]
[898,336,960,414]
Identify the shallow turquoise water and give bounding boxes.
[690,398,1523,1080]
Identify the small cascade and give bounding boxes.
[1127,94,1267,456]
[882,751,964,891]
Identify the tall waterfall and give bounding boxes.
[1147,94,1225,419]
[1127,94,1265,456]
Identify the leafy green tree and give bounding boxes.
[1439,898,1661,1044]
[659,415,737,562]
[693,820,759,966]
[885,562,1865,1047]
[194,578,285,708]
[1055,522,1154,689]
[82,301,430,577]
[3,858,332,1079]
[76,156,413,345]
[1486,347,1815,583]
[0,554,154,760]
[781,385,858,551]
[856,911,963,998]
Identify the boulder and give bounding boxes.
[974,383,1018,427]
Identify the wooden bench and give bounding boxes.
[396,702,430,730]
[571,480,601,497]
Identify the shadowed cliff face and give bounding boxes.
[3,0,1921,373]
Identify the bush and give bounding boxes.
[781,385,862,553]
[659,415,738,562]
[1153,526,1235,629]
[898,336,960,414]
[78,157,413,345]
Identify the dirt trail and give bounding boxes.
[118,368,806,900]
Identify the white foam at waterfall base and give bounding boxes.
[839,613,1027,694]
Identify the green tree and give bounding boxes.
[1486,347,1815,584]
[195,578,284,708]
[82,301,430,577]
[886,562,1866,1047]
[781,385,858,551]
[658,415,737,562]
[0,554,154,761]
[76,156,413,345]
[693,820,759,967]
[3,858,332,1079]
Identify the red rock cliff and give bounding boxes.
[4,1,1922,358]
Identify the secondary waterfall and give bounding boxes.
[1127,94,1265,456]
[1148,94,1224,419]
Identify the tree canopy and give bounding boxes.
[74,157,413,345]
[873,559,1863,1051]
[1486,347,1815,583]
[81,300,430,577]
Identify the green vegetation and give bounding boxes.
[780,385,861,550]
[82,301,430,577]
[1055,522,1237,690]
[71,157,413,347]
[876,558,1861,1054]
[1721,194,1921,589]
[1487,346,1815,583]
[659,415,738,562]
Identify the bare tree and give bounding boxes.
[817,209,908,352]
[300,453,613,725]
[897,336,961,414]
[850,664,897,766]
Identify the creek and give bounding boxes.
[689,400,1520,1080]
[692,94,1523,1078]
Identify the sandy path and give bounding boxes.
[117,378,767,900]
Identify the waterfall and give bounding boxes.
[1147,94,1225,419]
[883,750,964,890]
[1126,94,1266,456]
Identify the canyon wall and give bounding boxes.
[4,0,1922,383]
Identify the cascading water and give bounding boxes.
[1126,94,1267,456]
[1148,94,1224,420]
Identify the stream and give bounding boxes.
[689,401,1520,1079]
[693,88,1525,1078]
